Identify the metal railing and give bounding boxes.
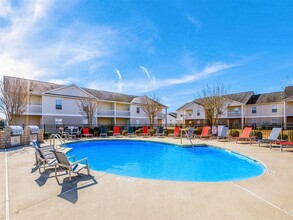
[23,104,42,114]
[50,134,65,149]
[180,129,195,147]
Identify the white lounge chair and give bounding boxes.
[32,140,57,173]
[258,127,282,149]
[52,151,91,182]
[217,126,229,141]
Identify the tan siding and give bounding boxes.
[245,103,284,117]
[286,102,293,115]
[116,103,129,111]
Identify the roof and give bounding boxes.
[176,101,193,111]
[246,94,261,104]
[247,92,284,104]
[193,91,254,106]
[3,76,138,103]
[283,86,293,100]
[226,91,254,104]
[256,91,284,104]
[168,112,177,118]
[4,76,64,93]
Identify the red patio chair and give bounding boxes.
[82,127,93,138]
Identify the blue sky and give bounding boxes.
[0,0,292,112]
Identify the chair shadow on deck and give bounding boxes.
[34,168,61,186]
[57,174,98,204]
[34,168,98,204]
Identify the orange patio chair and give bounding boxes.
[195,126,211,139]
[169,126,180,138]
[236,127,253,145]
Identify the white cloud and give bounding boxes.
[163,62,238,86]
[0,0,120,83]
[115,68,122,80]
[139,65,151,79]
[114,68,123,92]
[187,15,201,29]
[85,61,240,95]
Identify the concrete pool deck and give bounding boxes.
[0,137,292,220]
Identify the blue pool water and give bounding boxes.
[66,140,265,182]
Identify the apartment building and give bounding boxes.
[177,87,293,128]
[162,112,177,126]
[4,76,167,131]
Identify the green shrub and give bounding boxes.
[148,129,155,136]
[229,130,239,137]
[288,131,293,141]
[107,130,113,136]
[278,134,288,141]
[194,127,202,135]
[251,131,263,139]
[135,128,142,135]
[122,130,127,136]
[163,129,169,136]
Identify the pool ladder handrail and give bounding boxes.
[180,129,196,148]
[50,134,66,149]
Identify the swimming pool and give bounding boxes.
[66,140,265,182]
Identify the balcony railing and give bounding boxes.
[97,109,130,117]
[97,109,115,116]
[23,105,42,114]
[156,113,166,119]
[116,110,130,117]
[227,111,242,117]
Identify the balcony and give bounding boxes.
[97,109,130,117]
[227,111,242,117]
[116,110,130,117]
[156,113,166,119]
[23,105,42,115]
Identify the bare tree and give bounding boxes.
[0,77,35,125]
[76,97,98,128]
[139,94,163,129]
[197,82,230,126]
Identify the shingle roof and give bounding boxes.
[255,91,284,104]
[283,86,293,100]
[4,76,138,103]
[83,88,137,103]
[247,91,284,104]
[176,102,193,111]
[193,91,254,105]
[226,91,254,104]
[4,76,63,93]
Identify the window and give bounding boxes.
[252,106,257,114]
[197,120,200,125]
[272,119,278,125]
[272,105,277,113]
[56,100,62,110]
[55,118,62,129]
[252,119,257,124]
[136,107,140,114]
[197,110,200,116]
[188,111,193,116]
